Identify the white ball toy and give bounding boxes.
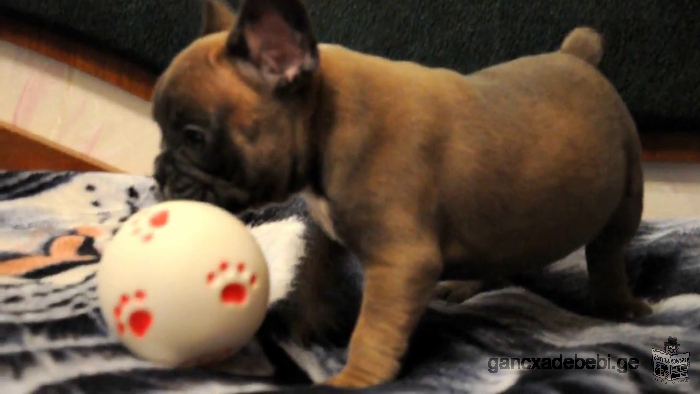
[97,200,270,367]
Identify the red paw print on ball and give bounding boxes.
[130,209,169,243]
[206,261,258,305]
[113,290,153,338]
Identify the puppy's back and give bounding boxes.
[434,28,639,265]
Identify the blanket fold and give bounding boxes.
[1,170,699,393]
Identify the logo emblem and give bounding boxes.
[652,337,689,384]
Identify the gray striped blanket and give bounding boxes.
[1,170,699,393]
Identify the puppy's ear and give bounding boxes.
[226,0,319,92]
[200,0,237,36]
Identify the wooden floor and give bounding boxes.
[1,14,699,164]
[0,121,121,173]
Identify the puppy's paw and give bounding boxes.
[323,373,358,388]
[323,369,381,388]
[594,297,652,321]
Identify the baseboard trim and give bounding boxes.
[0,121,123,173]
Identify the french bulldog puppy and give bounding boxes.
[152,0,652,387]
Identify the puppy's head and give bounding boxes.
[152,0,319,213]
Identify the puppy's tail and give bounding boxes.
[559,27,604,67]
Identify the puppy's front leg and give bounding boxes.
[325,240,441,387]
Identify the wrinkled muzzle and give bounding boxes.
[153,151,251,213]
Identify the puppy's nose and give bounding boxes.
[153,186,169,203]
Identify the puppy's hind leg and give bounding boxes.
[585,160,652,320]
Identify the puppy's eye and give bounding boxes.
[183,127,205,149]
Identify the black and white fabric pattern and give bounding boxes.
[1,170,699,393]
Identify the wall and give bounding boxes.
[0,41,159,175]
[1,41,699,220]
